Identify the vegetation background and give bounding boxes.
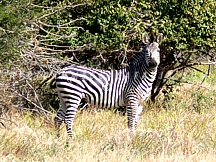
[0,0,215,161]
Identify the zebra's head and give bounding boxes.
[142,33,163,68]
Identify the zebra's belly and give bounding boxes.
[85,90,126,109]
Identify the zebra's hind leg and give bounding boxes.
[54,91,66,138]
[64,96,82,139]
[64,105,79,139]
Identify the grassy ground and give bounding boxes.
[0,66,215,162]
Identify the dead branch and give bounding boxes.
[38,18,86,29]
[38,2,89,19]
[14,91,54,115]
[0,27,14,33]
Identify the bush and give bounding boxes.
[1,0,215,112]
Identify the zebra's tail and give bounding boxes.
[49,76,56,89]
[36,72,56,90]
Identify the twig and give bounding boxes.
[0,121,6,128]
[36,72,54,90]
[39,3,88,19]
[38,18,86,29]
[0,27,14,33]
[167,80,214,91]
[14,91,54,115]
[0,117,18,127]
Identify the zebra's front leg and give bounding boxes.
[126,103,143,132]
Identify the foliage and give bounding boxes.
[0,0,215,112]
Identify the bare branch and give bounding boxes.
[38,18,86,29]
[0,27,14,33]
[39,3,88,19]
[15,91,54,115]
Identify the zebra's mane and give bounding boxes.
[129,47,148,67]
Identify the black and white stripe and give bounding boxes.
[53,33,163,138]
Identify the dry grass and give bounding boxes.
[0,66,215,161]
[0,105,216,161]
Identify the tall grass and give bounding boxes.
[0,66,215,161]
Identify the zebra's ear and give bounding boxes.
[142,33,149,44]
[156,33,163,44]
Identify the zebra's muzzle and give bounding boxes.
[149,59,158,67]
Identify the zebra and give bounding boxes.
[52,33,163,138]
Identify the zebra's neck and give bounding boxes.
[127,52,158,98]
[128,51,158,77]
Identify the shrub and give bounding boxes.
[1,0,215,112]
